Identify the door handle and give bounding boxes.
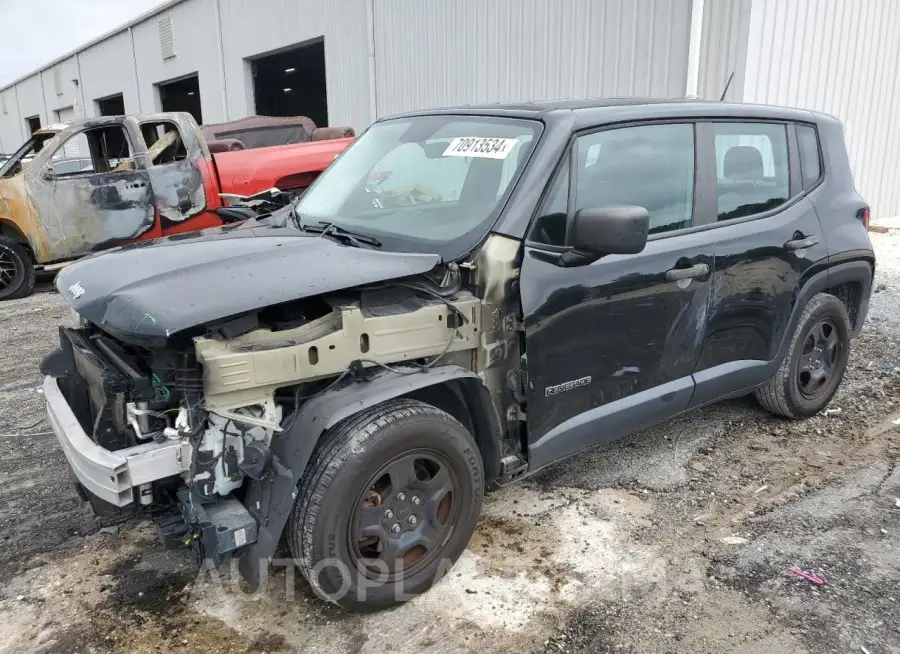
[784,235,819,251]
[665,263,709,282]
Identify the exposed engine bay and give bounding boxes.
[47,264,483,560]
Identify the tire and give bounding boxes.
[288,399,484,611]
[0,237,36,301]
[755,293,852,419]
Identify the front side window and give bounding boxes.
[295,116,541,255]
[714,122,789,221]
[50,125,134,176]
[531,122,695,246]
[50,132,93,175]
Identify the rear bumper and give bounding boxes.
[44,375,189,507]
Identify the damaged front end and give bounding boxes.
[42,260,487,568]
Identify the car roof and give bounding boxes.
[382,97,825,128]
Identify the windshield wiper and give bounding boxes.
[300,222,382,249]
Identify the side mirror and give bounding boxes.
[42,167,56,181]
[568,205,649,258]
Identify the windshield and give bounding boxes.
[294,115,541,257]
[0,131,57,179]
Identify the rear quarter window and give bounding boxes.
[796,124,823,189]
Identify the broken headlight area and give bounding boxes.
[45,279,481,566]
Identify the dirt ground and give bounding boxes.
[1,230,899,654]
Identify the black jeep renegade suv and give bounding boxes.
[45,99,874,610]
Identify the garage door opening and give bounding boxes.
[252,40,327,127]
[25,116,41,134]
[96,94,125,117]
[157,75,202,124]
[54,107,75,123]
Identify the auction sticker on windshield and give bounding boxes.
[442,137,518,159]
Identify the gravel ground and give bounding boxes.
[0,232,899,654]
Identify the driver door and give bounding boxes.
[521,121,715,470]
[27,120,155,261]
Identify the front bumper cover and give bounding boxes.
[44,375,190,507]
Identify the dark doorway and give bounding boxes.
[96,94,125,117]
[252,40,327,127]
[158,75,202,124]
[25,116,41,134]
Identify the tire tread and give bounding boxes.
[755,293,851,418]
[288,399,469,602]
[0,237,35,301]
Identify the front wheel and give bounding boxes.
[288,399,484,611]
[0,237,36,301]
[755,293,852,419]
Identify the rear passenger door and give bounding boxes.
[690,120,827,406]
[136,115,208,225]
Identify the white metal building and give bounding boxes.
[1,0,899,215]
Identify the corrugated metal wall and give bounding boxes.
[78,31,143,116]
[743,0,900,217]
[131,0,225,122]
[372,0,692,116]
[697,0,751,101]
[41,57,82,122]
[218,0,372,130]
[14,76,46,134]
[0,88,22,152]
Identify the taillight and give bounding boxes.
[857,207,871,229]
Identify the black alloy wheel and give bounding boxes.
[796,318,842,400]
[0,246,16,291]
[755,292,852,419]
[0,237,35,300]
[351,449,459,580]
[289,399,484,611]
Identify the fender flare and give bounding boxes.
[237,364,501,588]
[775,258,873,363]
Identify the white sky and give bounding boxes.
[0,0,167,86]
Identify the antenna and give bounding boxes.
[720,72,735,101]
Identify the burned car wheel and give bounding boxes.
[755,293,852,419]
[0,237,35,301]
[288,399,484,611]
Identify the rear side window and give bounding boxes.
[714,122,789,221]
[796,124,822,189]
[141,121,188,165]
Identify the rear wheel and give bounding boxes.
[755,293,852,418]
[288,399,484,611]
[0,237,35,301]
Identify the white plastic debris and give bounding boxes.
[722,536,749,545]
[895,497,900,508]
[754,485,769,494]
[823,408,842,416]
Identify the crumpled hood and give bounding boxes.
[56,222,440,345]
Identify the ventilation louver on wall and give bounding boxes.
[53,67,63,96]
[159,16,176,60]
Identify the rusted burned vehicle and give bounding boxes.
[0,112,353,300]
